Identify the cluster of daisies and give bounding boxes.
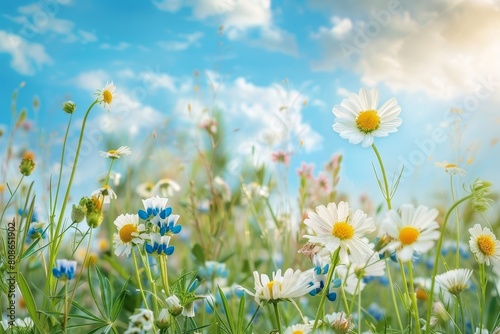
[236,88,500,332]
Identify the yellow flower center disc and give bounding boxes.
[356,110,380,133]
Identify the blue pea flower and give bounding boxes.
[52,259,77,281]
[145,233,174,256]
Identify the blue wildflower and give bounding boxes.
[25,222,46,243]
[145,233,174,256]
[52,259,77,281]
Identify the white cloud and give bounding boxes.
[174,72,323,167]
[0,30,52,75]
[157,32,203,51]
[153,0,296,55]
[72,70,109,91]
[6,3,97,44]
[311,0,500,99]
[100,42,131,51]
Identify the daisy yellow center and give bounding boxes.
[477,235,496,256]
[292,331,304,334]
[356,110,380,133]
[332,221,354,240]
[119,224,138,243]
[108,149,117,155]
[103,90,113,104]
[399,226,420,245]
[445,163,458,168]
[266,281,282,299]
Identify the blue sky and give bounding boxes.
[1,0,500,208]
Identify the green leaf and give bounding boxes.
[110,282,129,321]
[191,243,205,264]
[71,301,103,322]
[17,272,45,333]
[87,264,106,318]
[218,285,236,333]
[96,266,113,317]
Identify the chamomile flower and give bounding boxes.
[469,224,500,265]
[96,81,116,111]
[91,185,117,204]
[152,178,181,197]
[435,268,473,295]
[435,160,466,176]
[332,87,402,147]
[244,268,318,304]
[52,259,77,281]
[284,323,313,334]
[382,204,440,262]
[124,308,154,334]
[113,214,147,257]
[304,201,376,263]
[99,146,132,159]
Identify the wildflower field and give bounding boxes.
[1,80,499,334]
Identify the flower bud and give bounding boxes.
[471,179,493,213]
[62,101,76,114]
[165,295,183,317]
[86,211,103,228]
[71,204,87,223]
[156,309,171,329]
[19,158,35,176]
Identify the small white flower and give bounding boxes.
[113,214,147,257]
[97,81,116,111]
[99,146,132,159]
[469,224,500,266]
[124,308,154,334]
[243,268,318,304]
[332,87,402,147]
[304,201,376,263]
[152,178,181,197]
[435,160,466,177]
[435,268,472,295]
[284,323,313,334]
[91,185,117,204]
[382,204,440,262]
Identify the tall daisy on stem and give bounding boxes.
[469,224,500,332]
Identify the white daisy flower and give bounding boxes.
[124,308,154,334]
[382,204,440,262]
[284,323,313,334]
[304,201,376,263]
[469,224,500,266]
[113,214,147,257]
[244,268,318,304]
[99,146,132,159]
[91,185,117,204]
[435,268,472,295]
[152,178,181,197]
[434,160,466,177]
[332,87,402,147]
[324,311,354,333]
[165,295,183,316]
[96,81,116,111]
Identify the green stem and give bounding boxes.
[103,159,115,186]
[312,248,340,331]
[479,263,486,332]
[449,175,460,268]
[273,302,283,334]
[159,256,170,295]
[47,99,99,303]
[386,259,404,330]
[50,114,73,228]
[407,262,421,334]
[372,144,392,210]
[132,248,150,310]
[425,193,474,334]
